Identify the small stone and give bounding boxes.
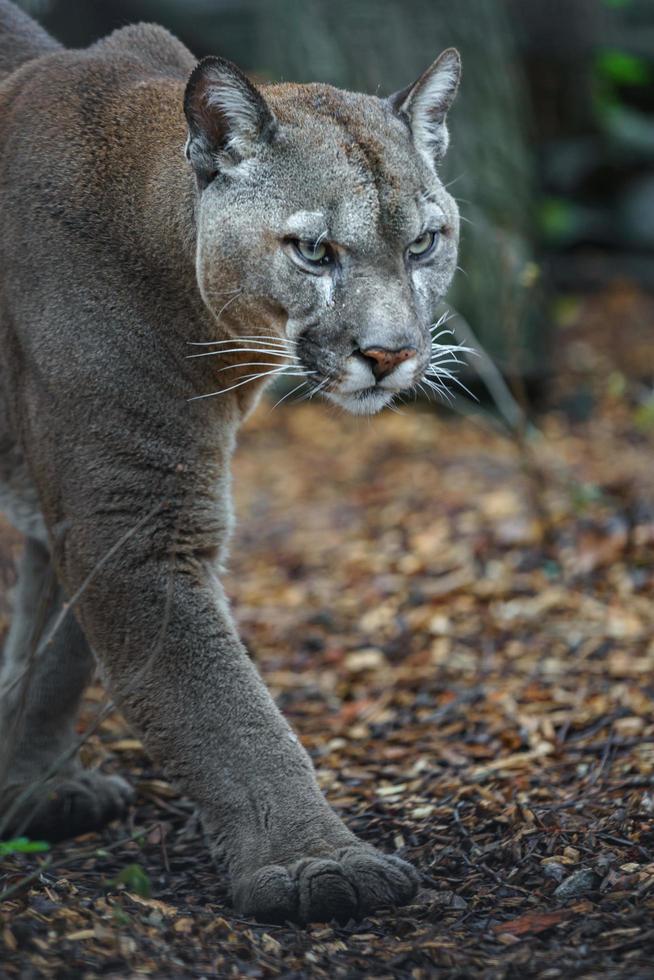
[543,862,566,883]
[429,890,467,910]
[596,851,618,872]
[554,868,600,902]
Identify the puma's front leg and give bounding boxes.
[66,523,417,924]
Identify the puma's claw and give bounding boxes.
[234,846,418,924]
[0,771,134,842]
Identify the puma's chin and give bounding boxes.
[324,387,396,416]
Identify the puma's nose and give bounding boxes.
[359,346,417,382]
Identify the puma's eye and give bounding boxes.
[293,239,331,265]
[407,230,438,259]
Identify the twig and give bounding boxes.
[447,307,526,434]
[0,857,53,904]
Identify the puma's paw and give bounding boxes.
[0,771,134,842]
[234,846,419,924]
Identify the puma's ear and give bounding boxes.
[184,56,276,186]
[389,48,461,165]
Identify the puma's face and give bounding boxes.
[186,52,462,414]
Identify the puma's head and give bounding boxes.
[184,51,461,414]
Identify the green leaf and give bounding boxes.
[595,50,650,87]
[634,398,654,432]
[552,296,581,329]
[570,482,604,513]
[0,837,50,856]
[111,907,131,927]
[607,371,627,399]
[543,560,561,581]
[538,198,575,240]
[111,863,152,898]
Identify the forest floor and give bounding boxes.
[1,282,653,978]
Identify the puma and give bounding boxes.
[0,0,461,923]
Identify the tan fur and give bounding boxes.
[0,1,460,923]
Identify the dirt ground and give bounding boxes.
[1,284,653,978]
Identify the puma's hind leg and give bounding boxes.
[0,537,133,842]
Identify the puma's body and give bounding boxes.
[0,1,461,923]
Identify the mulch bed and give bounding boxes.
[1,283,653,978]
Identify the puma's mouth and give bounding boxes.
[293,333,429,415]
[323,386,397,416]
[300,362,426,415]
[321,349,428,415]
